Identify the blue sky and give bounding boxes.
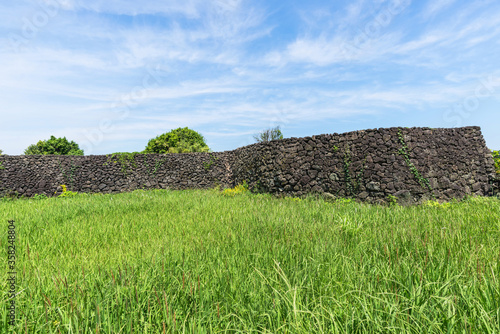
[1,0,499,155]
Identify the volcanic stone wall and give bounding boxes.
[231,126,496,204]
[0,152,235,198]
[0,126,496,204]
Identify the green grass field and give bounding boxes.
[1,189,499,333]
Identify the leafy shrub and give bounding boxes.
[144,127,210,154]
[222,181,249,196]
[253,126,284,143]
[24,136,84,155]
[492,150,500,175]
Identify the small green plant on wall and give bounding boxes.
[105,152,139,176]
[143,155,168,177]
[152,157,168,177]
[59,160,80,188]
[343,149,354,196]
[342,145,365,197]
[203,155,219,170]
[397,129,433,194]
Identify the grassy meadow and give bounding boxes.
[1,189,499,333]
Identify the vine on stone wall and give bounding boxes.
[152,157,168,177]
[342,145,365,197]
[105,152,139,176]
[397,130,433,194]
[59,160,80,189]
[203,154,219,170]
[143,155,168,177]
[343,148,354,196]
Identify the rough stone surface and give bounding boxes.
[0,127,496,204]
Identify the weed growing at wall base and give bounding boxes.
[423,199,452,209]
[32,193,48,200]
[56,184,78,197]
[387,194,398,206]
[222,181,249,196]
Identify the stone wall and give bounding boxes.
[232,126,496,204]
[0,126,496,204]
[493,176,500,196]
[0,152,234,197]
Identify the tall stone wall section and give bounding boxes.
[0,127,496,204]
[232,126,496,204]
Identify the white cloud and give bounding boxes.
[286,36,346,66]
[1,0,500,154]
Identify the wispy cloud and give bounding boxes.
[421,0,457,19]
[1,0,500,155]
[62,0,204,17]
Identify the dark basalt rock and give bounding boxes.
[0,126,496,204]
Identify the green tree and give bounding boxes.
[0,149,3,155]
[24,136,84,155]
[492,150,500,174]
[144,127,210,154]
[253,126,284,143]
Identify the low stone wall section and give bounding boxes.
[0,152,234,197]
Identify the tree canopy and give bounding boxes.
[144,127,210,154]
[253,126,284,143]
[24,136,84,155]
